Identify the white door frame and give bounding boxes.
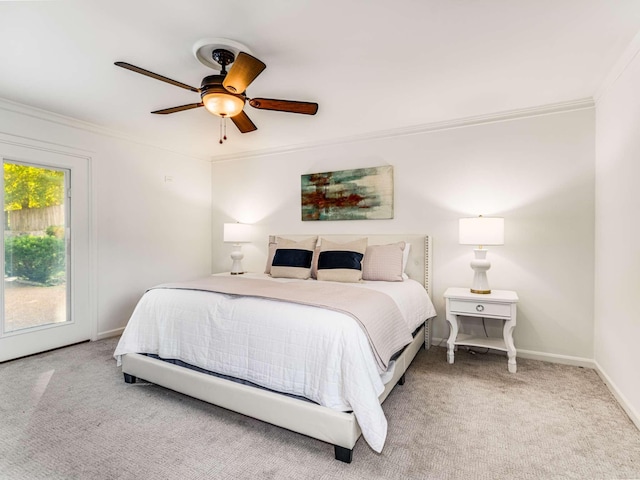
[0,139,95,362]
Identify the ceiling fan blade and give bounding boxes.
[151,103,204,115]
[231,110,258,133]
[249,98,318,115]
[114,61,199,93]
[223,52,266,94]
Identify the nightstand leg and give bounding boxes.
[508,355,517,373]
[504,320,517,373]
[446,313,458,364]
[447,345,455,364]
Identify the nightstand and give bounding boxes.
[444,287,519,373]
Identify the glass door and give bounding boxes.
[0,149,91,363]
[3,161,69,333]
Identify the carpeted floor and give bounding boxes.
[0,338,639,480]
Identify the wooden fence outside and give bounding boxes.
[5,205,64,233]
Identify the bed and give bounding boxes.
[114,234,435,463]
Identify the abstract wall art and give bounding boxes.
[301,166,394,221]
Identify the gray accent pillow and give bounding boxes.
[362,241,406,281]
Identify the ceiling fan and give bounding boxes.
[115,47,318,143]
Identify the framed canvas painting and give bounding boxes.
[301,166,393,221]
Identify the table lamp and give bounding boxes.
[223,223,252,274]
[459,215,504,294]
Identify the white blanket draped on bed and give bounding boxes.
[114,274,436,453]
[150,275,415,372]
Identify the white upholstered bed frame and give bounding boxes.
[120,234,433,463]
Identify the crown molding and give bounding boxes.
[0,97,209,162]
[0,96,594,165]
[594,29,640,103]
[210,98,595,163]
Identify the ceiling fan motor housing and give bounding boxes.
[200,75,246,117]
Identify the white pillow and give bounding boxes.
[402,243,411,279]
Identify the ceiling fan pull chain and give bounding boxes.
[218,115,229,144]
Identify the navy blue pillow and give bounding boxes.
[318,250,364,270]
[272,248,313,268]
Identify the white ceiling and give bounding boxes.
[1,1,639,160]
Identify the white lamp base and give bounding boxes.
[230,244,245,275]
[469,248,491,294]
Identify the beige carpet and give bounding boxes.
[0,338,639,479]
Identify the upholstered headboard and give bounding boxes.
[267,234,432,298]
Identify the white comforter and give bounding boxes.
[114,274,436,452]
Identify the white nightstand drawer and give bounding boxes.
[449,299,511,317]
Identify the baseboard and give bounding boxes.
[95,327,125,341]
[516,349,595,369]
[594,361,640,431]
[429,337,595,368]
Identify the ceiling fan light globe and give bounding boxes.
[202,92,245,117]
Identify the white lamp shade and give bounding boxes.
[459,217,504,246]
[223,223,252,243]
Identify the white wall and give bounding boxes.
[594,41,640,424]
[212,107,595,360]
[0,100,212,338]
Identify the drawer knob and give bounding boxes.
[476,304,485,312]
